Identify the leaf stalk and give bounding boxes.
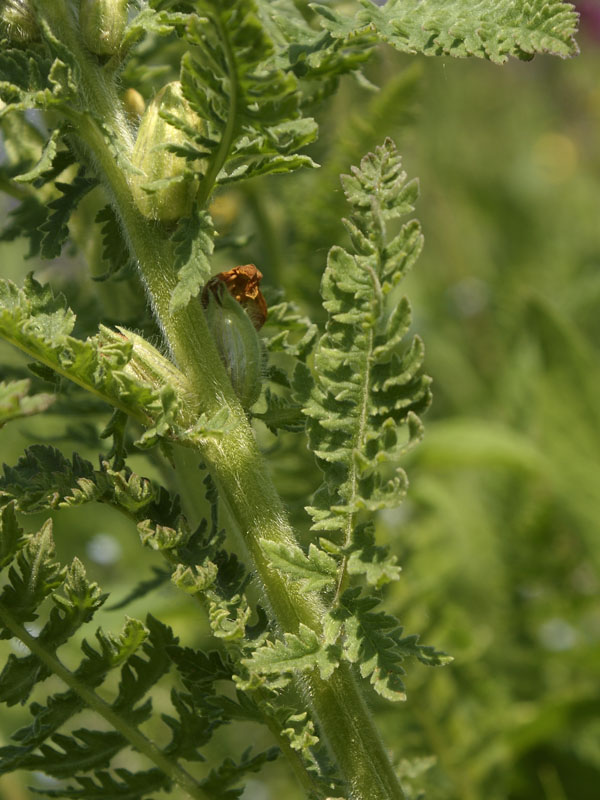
[0,600,210,800]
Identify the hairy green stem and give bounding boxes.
[0,601,209,800]
[308,664,405,800]
[28,4,406,798]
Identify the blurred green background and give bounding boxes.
[1,15,600,800]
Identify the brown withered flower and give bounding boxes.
[201,264,267,330]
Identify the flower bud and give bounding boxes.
[79,0,128,56]
[99,325,189,399]
[122,87,145,121]
[203,284,263,410]
[1,0,39,42]
[130,82,204,222]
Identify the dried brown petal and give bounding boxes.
[202,264,267,330]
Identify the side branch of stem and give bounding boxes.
[0,601,209,800]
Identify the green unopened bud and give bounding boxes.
[99,325,190,399]
[1,0,39,42]
[130,82,205,222]
[79,0,128,56]
[122,87,145,121]
[204,288,263,410]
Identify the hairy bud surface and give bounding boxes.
[130,82,205,222]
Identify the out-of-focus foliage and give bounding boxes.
[1,12,598,800]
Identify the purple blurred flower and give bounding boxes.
[577,1,600,41]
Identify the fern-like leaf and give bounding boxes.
[169,208,215,313]
[95,206,135,281]
[345,521,402,588]
[313,0,579,64]
[0,45,63,116]
[0,514,190,796]
[259,540,338,591]
[180,0,319,186]
[255,0,376,90]
[0,493,289,797]
[12,126,63,184]
[33,767,170,799]
[325,588,452,702]
[0,276,166,422]
[302,139,431,543]
[243,623,340,681]
[199,748,279,800]
[253,296,318,432]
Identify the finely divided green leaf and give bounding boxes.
[303,139,431,536]
[170,209,215,313]
[313,0,579,64]
[0,519,201,791]
[12,126,62,184]
[252,391,305,433]
[0,276,200,445]
[345,523,402,588]
[95,206,135,281]
[262,300,318,362]
[260,539,338,590]
[40,174,98,259]
[33,766,171,798]
[0,194,47,258]
[0,520,64,628]
[0,503,24,571]
[256,0,376,86]
[180,0,319,188]
[0,448,192,568]
[329,589,451,702]
[200,748,279,799]
[243,623,339,680]
[8,729,125,779]
[122,7,191,50]
[0,47,60,115]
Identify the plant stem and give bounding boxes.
[308,664,405,800]
[0,601,209,800]
[31,4,407,797]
